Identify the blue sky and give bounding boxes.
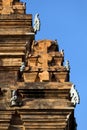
[22,0,87,129]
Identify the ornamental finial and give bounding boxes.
[33,13,40,33]
[70,84,80,106]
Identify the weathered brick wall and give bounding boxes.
[0,71,17,86]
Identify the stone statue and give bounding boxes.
[33,13,40,33]
[60,49,64,56]
[65,60,70,71]
[70,84,80,106]
[10,90,18,106]
[10,90,22,107]
[20,62,25,72]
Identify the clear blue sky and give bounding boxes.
[22,0,87,129]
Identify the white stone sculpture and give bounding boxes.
[60,49,64,56]
[20,62,25,72]
[10,90,22,107]
[33,13,40,33]
[65,60,70,71]
[70,84,80,106]
[10,90,18,106]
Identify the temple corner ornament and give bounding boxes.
[33,13,40,33]
[10,90,22,107]
[60,49,64,56]
[20,62,25,72]
[70,84,80,106]
[65,60,70,71]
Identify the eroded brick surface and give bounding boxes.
[0,1,76,130]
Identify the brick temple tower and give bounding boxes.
[0,0,79,130]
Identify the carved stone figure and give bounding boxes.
[33,13,40,33]
[10,90,18,106]
[70,84,80,106]
[65,60,70,71]
[10,90,22,107]
[60,49,64,56]
[20,62,25,72]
